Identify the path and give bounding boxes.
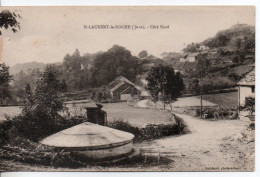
[135,113,252,171]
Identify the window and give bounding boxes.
[251,86,255,93]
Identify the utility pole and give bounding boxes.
[200,61,203,118]
[170,94,172,111]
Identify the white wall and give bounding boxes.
[187,57,195,62]
[120,94,131,101]
[239,86,255,106]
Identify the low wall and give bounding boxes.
[71,141,133,160]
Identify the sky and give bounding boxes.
[0,6,255,66]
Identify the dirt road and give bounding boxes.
[135,113,254,171]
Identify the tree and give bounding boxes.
[138,50,148,59]
[33,65,65,118]
[22,83,34,113]
[189,79,200,95]
[0,10,22,35]
[0,10,21,105]
[195,53,210,77]
[146,65,185,109]
[17,65,66,141]
[240,96,255,115]
[92,45,142,86]
[182,43,200,53]
[0,63,13,105]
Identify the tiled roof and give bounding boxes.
[109,76,143,92]
[187,53,199,57]
[183,61,198,71]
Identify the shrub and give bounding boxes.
[0,115,87,146]
[240,96,255,115]
[10,65,70,141]
[107,115,184,142]
[195,107,238,120]
[0,137,54,166]
[107,120,142,141]
[0,118,16,146]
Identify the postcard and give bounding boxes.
[0,6,255,172]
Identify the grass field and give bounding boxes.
[196,91,238,107]
[103,102,174,127]
[0,103,174,127]
[0,106,22,122]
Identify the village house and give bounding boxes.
[172,53,199,73]
[186,53,199,62]
[179,54,188,62]
[237,70,255,116]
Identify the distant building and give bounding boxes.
[107,76,142,100]
[107,76,152,101]
[199,45,209,52]
[171,53,200,73]
[179,54,188,62]
[237,70,255,116]
[186,53,199,62]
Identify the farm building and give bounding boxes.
[237,70,255,115]
[107,76,152,101]
[107,76,142,100]
[41,122,135,160]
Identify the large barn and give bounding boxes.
[107,76,142,100]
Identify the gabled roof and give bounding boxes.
[237,70,255,86]
[187,53,199,57]
[179,54,188,58]
[110,81,126,92]
[109,76,143,93]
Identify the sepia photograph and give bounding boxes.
[0,6,255,172]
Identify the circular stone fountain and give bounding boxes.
[40,122,135,160]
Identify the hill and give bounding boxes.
[202,23,255,54]
[10,62,45,75]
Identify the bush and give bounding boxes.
[195,107,238,120]
[0,137,54,166]
[228,73,243,82]
[8,65,71,141]
[240,96,255,115]
[107,115,184,142]
[0,114,87,146]
[0,118,16,146]
[107,120,142,141]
